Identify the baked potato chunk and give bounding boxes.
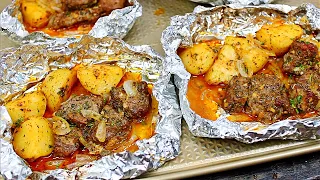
[179,43,219,75]
[225,36,275,75]
[256,24,303,56]
[204,45,239,85]
[77,64,124,96]
[13,116,54,160]
[5,91,46,128]
[21,0,51,28]
[41,68,77,112]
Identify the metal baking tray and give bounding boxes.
[1,0,319,179]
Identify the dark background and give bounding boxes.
[187,151,320,180]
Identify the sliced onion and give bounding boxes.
[237,60,250,77]
[123,80,138,96]
[81,110,102,121]
[52,116,71,135]
[95,121,107,142]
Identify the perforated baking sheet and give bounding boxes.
[1,0,319,179]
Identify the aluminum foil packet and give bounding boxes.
[0,35,181,179]
[188,0,274,6]
[161,3,320,143]
[0,0,142,44]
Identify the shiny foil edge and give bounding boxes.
[188,0,274,6]
[161,3,320,143]
[0,0,142,44]
[0,36,181,179]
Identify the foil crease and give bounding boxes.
[0,0,142,43]
[0,36,181,179]
[161,3,320,143]
[188,0,274,6]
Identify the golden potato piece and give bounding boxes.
[5,91,46,128]
[256,24,303,56]
[77,64,124,95]
[13,116,54,160]
[41,68,77,112]
[21,0,50,28]
[179,43,219,75]
[204,45,239,85]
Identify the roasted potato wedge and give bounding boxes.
[225,36,275,75]
[41,68,77,112]
[179,43,219,75]
[13,116,54,160]
[21,0,51,28]
[5,91,46,128]
[256,24,303,56]
[204,45,239,85]
[77,64,124,95]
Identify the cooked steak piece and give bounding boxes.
[55,95,104,125]
[62,0,98,10]
[289,70,320,113]
[53,128,81,157]
[247,74,292,123]
[283,41,318,75]
[224,76,250,113]
[110,81,151,119]
[98,0,126,12]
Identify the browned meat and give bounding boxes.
[110,81,151,119]
[283,41,319,75]
[53,128,81,157]
[247,74,292,124]
[98,0,126,12]
[224,76,250,113]
[55,95,104,125]
[62,0,98,10]
[289,70,320,113]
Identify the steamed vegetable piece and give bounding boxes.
[41,68,77,112]
[204,45,239,85]
[5,91,46,128]
[77,64,124,95]
[225,36,275,76]
[179,43,219,75]
[13,116,54,160]
[20,0,51,28]
[256,23,303,56]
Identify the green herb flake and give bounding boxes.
[290,95,303,113]
[14,117,24,127]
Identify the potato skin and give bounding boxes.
[179,43,219,75]
[77,65,124,95]
[204,45,239,85]
[21,0,50,28]
[5,91,46,128]
[13,116,54,160]
[41,68,77,112]
[256,24,303,56]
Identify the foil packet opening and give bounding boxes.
[0,0,142,44]
[0,35,181,179]
[161,3,320,143]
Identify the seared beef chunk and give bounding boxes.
[56,95,104,125]
[289,70,320,113]
[54,128,81,157]
[48,0,126,29]
[283,41,318,75]
[224,76,250,113]
[110,81,151,119]
[247,74,292,123]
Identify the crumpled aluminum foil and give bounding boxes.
[0,35,181,179]
[188,0,274,6]
[161,3,320,143]
[0,0,142,44]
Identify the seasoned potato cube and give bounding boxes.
[41,68,77,112]
[77,64,124,95]
[256,24,303,56]
[179,43,219,75]
[5,91,46,128]
[21,0,50,28]
[13,116,54,160]
[204,45,239,85]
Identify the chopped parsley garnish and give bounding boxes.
[290,95,303,113]
[14,117,24,127]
